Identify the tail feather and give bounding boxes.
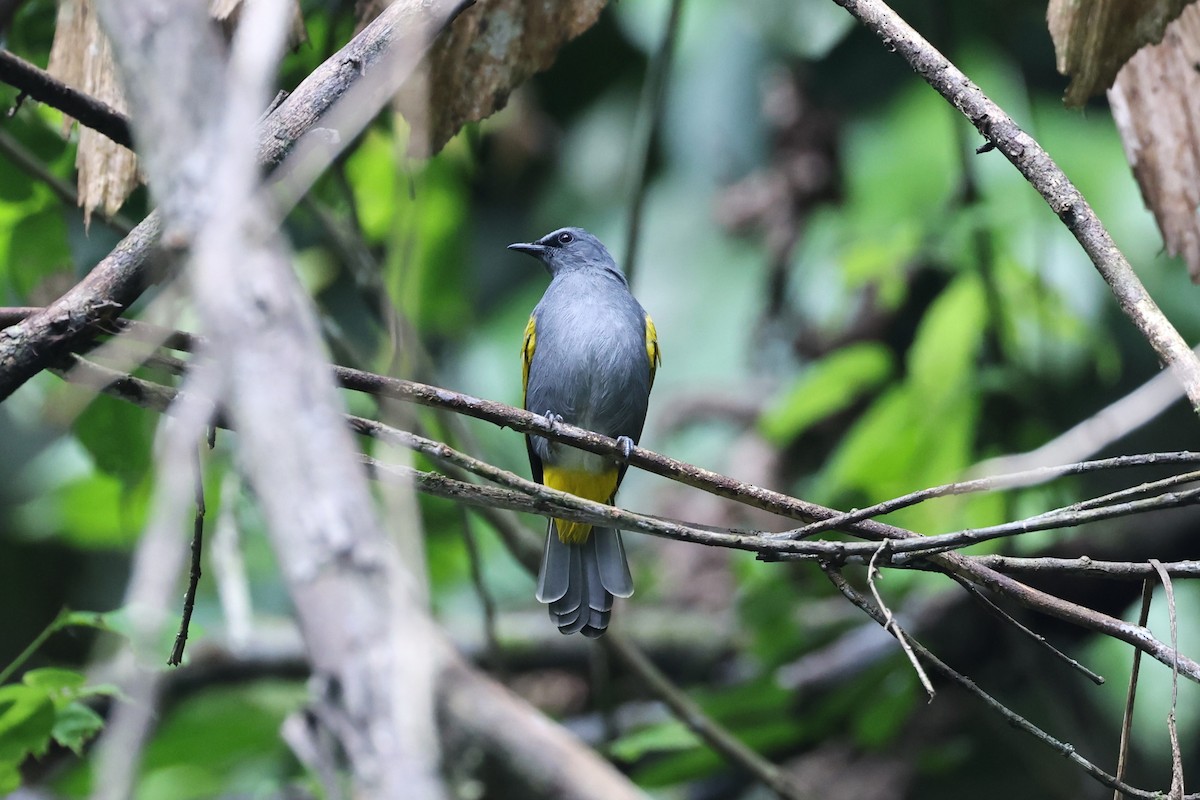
[537,523,634,637]
[535,526,572,603]
[594,528,634,598]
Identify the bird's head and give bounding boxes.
[508,227,623,280]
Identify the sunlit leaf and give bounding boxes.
[610,720,702,761]
[54,471,148,548]
[22,667,87,702]
[0,684,56,763]
[51,702,104,755]
[759,342,894,443]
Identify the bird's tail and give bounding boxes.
[535,524,634,637]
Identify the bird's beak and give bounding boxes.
[507,242,547,257]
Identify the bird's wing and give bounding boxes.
[521,313,543,485]
[522,313,537,401]
[645,313,662,391]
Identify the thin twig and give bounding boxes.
[0,129,136,234]
[168,442,206,666]
[881,487,1200,560]
[821,565,1197,800]
[1150,559,1185,799]
[789,454,1200,539]
[951,576,1104,685]
[604,633,807,799]
[0,608,71,685]
[622,0,684,283]
[950,556,1200,580]
[1114,580,1154,800]
[1050,469,1200,518]
[828,0,1200,413]
[866,542,935,699]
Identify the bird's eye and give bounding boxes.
[557,232,574,245]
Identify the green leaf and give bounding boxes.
[22,668,86,704]
[610,720,702,761]
[853,671,916,748]
[0,760,19,793]
[344,128,397,243]
[0,684,56,763]
[816,386,919,501]
[384,158,469,339]
[135,764,224,800]
[61,609,126,634]
[759,343,894,443]
[631,718,806,787]
[907,274,986,405]
[74,393,155,486]
[51,702,104,755]
[5,206,72,300]
[54,472,147,548]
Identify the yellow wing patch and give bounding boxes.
[543,466,620,544]
[521,314,537,402]
[645,314,662,390]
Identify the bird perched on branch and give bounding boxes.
[509,227,661,637]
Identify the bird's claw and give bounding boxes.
[544,410,564,429]
[616,435,635,460]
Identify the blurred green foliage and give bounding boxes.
[1,0,1198,797]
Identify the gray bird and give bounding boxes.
[508,227,661,637]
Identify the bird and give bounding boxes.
[508,226,661,637]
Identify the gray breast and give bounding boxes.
[526,270,651,460]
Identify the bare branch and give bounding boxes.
[604,633,808,799]
[41,346,1200,795]
[41,345,1200,686]
[0,0,474,403]
[0,49,134,148]
[866,543,935,699]
[950,576,1105,685]
[828,0,1200,413]
[969,556,1200,580]
[1115,580,1153,800]
[1150,560,1186,798]
[439,656,646,800]
[167,442,207,666]
[821,565,1195,800]
[789,453,1200,539]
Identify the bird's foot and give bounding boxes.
[616,435,636,460]
[543,410,564,430]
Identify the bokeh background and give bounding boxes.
[2,0,1199,797]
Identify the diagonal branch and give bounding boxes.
[821,565,1198,800]
[0,49,134,148]
[43,345,1200,687]
[829,0,1200,413]
[0,0,474,403]
[40,347,1200,794]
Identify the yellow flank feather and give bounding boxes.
[521,314,537,401]
[645,314,662,390]
[543,466,619,544]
